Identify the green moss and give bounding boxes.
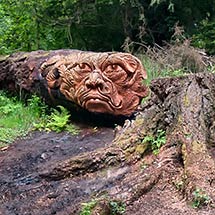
[135,144,148,156]
[183,94,190,107]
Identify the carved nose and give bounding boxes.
[85,71,104,89]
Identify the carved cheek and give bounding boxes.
[60,81,76,101]
[74,78,91,100]
[55,70,77,101]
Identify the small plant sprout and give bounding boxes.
[109,200,126,214]
[140,162,148,171]
[142,129,166,155]
[79,198,126,215]
[192,188,210,208]
[80,199,97,215]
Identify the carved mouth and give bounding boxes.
[80,93,122,113]
[83,97,120,113]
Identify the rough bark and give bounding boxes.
[0,50,148,116]
[39,73,215,213]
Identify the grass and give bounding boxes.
[0,91,79,147]
[138,54,185,84]
[0,92,44,145]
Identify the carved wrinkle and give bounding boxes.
[40,51,148,116]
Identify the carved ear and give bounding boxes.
[118,54,147,87]
[123,55,147,79]
[46,68,62,89]
[120,54,139,73]
[52,68,60,79]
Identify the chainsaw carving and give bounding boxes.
[0,50,148,116]
[41,51,148,116]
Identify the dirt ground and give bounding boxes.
[0,125,115,215]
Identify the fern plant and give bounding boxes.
[142,129,166,155]
[34,106,79,135]
[46,106,70,132]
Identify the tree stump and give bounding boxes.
[39,73,215,214]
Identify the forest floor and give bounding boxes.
[0,123,214,215]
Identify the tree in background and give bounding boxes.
[0,0,214,54]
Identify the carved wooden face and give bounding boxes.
[41,51,148,116]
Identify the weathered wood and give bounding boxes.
[0,50,148,116]
[40,73,215,213]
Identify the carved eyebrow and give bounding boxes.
[66,62,78,70]
[66,62,92,70]
[99,54,110,70]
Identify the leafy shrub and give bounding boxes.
[192,19,215,55]
[0,92,20,116]
[27,94,47,117]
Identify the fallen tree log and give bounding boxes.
[0,50,148,116]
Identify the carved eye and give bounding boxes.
[103,63,128,82]
[105,64,120,71]
[78,63,91,71]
